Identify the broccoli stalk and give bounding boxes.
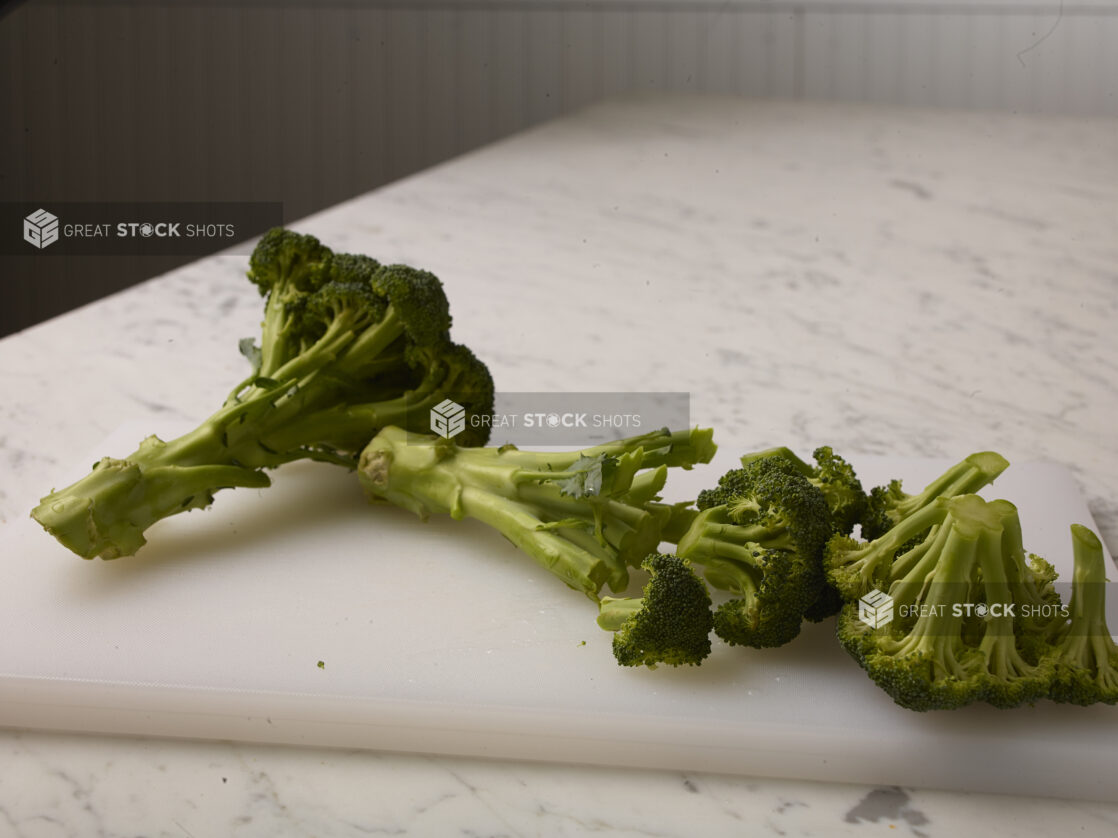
[860,450,1009,540]
[32,228,494,559]
[597,553,714,668]
[836,494,1061,711]
[825,499,949,602]
[825,451,1011,601]
[1049,525,1118,705]
[358,426,717,598]
[675,454,832,649]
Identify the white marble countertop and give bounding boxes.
[2,95,1117,835]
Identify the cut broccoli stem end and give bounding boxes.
[27,384,324,559]
[893,451,1009,521]
[31,452,269,559]
[597,597,643,631]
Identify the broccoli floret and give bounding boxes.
[358,426,717,598]
[597,553,714,668]
[1048,525,1118,706]
[802,582,846,623]
[861,451,1009,540]
[31,228,494,559]
[676,456,832,648]
[741,446,866,536]
[739,446,867,622]
[836,495,1059,711]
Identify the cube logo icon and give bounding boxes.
[858,589,894,629]
[430,398,466,439]
[24,208,60,249]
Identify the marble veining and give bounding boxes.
[2,96,1117,834]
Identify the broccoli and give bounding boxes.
[675,454,832,649]
[597,553,714,668]
[358,425,717,598]
[31,228,494,559]
[1048,525,1118,706]
[741,446,866,536]
[835,494,1062,711]
[860,450,1009,541]
[739,445,867,623]
[826,451,1011,601]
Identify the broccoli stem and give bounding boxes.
[1056,526,1118,685]
[829,499,947,599]
[596,597,643,631]
[359,427,699,596]
[887,522,951,613]
[974,524,1038,681]
[31,438,270,559]
[879,524,979,679]
[30,371,365,559]
[456,486,622,595]
[892,452,1009,522]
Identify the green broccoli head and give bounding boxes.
[245,229,340,377]
[808,446,867,536]
[31,228,493,559]
[711,543,823,648]
[247,227,334,297]
[836,495,1061,712]
[299,280,388,348]
[694,457,833,557]
[739,445,866,536]
[731,445,866,623]
[398,341,496,448]
[369,263,452,347]
[597,553,714,668]
[678,456,831,648]
[1049,525,1118,706]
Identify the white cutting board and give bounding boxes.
[2,426,1116,801]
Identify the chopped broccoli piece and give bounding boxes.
[739,445,868,622]
[1049,525,1118,706]
[32,228,494,559]
[676,454,832,648]
[740,445,867,536]
[836,495,1063,711]
[358,426,717,598]
[597,553,714,668]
